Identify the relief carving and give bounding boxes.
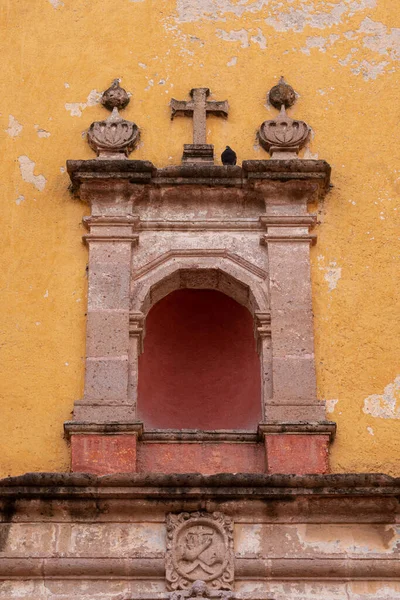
[166,512,234,591]
[170,580,233,600]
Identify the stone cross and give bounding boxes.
[171,88,229,145]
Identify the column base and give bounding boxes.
[182,144,214,164]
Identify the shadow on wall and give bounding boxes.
[138,289,261,430]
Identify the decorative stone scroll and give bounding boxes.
[166,512,234,591]
[258,77,310,159]
[87,80,140,158]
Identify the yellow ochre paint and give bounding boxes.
[0,0,399,475]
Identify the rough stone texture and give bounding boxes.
[264,434,330,474]
[71,434,138,474]
[137,442,266,474]
[65,159,333,476]
[0,473,400,599]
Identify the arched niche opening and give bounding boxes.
[137,288,262,430]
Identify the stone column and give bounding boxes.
[64,162,153,474]
[245,168,336,475]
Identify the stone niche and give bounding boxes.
[64,158,336,476]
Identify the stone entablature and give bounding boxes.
[64,158,334,475]
[0,473,399,600]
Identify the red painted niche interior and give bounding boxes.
[138,289,261,430]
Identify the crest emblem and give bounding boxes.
[166,512,234,591]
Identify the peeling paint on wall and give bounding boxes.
[65,90,101,117]
[351,58,389,80]
[301,34,339,54]
[18,156,47,192]
[265,0,376,33]
[318,257,342,291]
[326,399,339,414]
[216,28,250,48]
[34,125,51,138]
[176,0,269,23]
[359,17,400,60]
[363,376,400,419]
[215,25,266,49]
[1,0,399,478]
[48,0,64,8]
[5,115,23,138]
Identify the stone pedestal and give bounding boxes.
[182,143,214,164]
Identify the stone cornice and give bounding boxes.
[64,421,144,437]
[67,159,331,195]
[0,473,398,499]
[141,430,259,443]
[258,421,336,439]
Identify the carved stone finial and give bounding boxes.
[268,76,296,110]
[87,80,139,159]
[101,79,130,111]
[258,78,310,159]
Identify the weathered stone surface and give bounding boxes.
[264,434,330,474]
[166,511,234,590]
[65,158,334,476]
[71,434,138,474]
[137,442,266,475]
[0,474,400,599]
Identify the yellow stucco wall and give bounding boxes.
[1,0,399,476]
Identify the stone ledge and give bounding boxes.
[64,421,144,437]
[67,159,156,187]
[67,159,331,192]
[141,429,258,443]
[0,473,398,499]
[258,421,336,440]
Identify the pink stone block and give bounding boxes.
[264,434,330,474]
[71,434,138,474]
[137,442,266,474]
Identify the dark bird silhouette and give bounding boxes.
[221,146,237,165]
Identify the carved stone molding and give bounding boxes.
[166,512,234,591]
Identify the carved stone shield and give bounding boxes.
[166,512,234,591]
